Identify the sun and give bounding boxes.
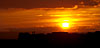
[59,22,70,29]
[62,23,69,27]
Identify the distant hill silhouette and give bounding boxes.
[17,31,100,47]
[0,31,100,47]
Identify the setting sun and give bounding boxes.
[59,22,70,29]
[62,23,69,27]
[56,18,72,29]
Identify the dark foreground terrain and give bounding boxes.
[0,31,100,47]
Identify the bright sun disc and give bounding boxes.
[62,23,69,27]
[59,23,70,29]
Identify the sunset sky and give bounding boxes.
[0,0,99,8]
[0,0,100,34]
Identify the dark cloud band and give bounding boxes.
[0,0,99,9]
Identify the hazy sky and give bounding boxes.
[0,0,99,9]
[0,8,100,33]
[0,0,100,33]
[0,0,100,39]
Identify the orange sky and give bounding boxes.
[0,0,100,33]
[0,7,100,33]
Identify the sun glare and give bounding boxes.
[62,23,69,27]
[55,18,72,29]
[59,22,70,29]
[61,23,69,29]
